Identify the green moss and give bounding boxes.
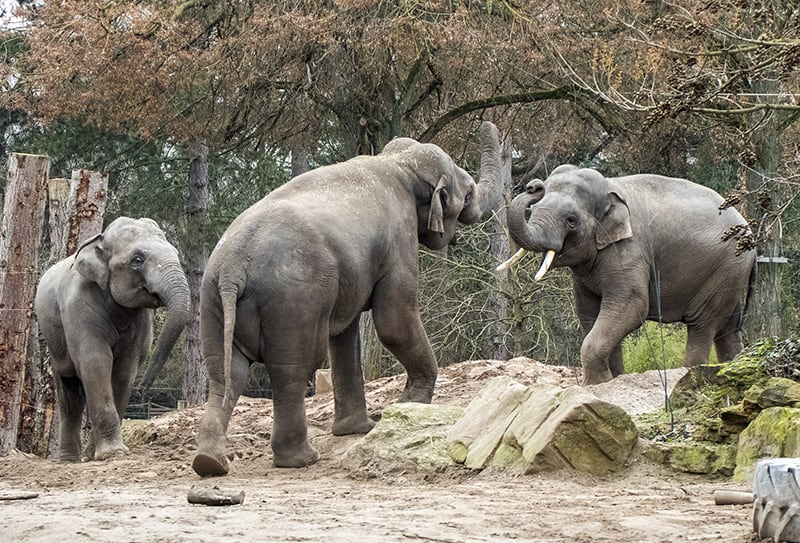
[734,406,800,481]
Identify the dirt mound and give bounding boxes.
[0,359,753,543]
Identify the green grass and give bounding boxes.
[623,322,717,374]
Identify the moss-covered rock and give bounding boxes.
[343,402,465,472]
[641,440,737,476]
[734,406,800,481]
[447,376,638,476]
[754,377,800,409]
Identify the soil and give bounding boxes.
[0,358,759,542]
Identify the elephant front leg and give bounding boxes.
[372,294,437,403]
[79,350,129,460]
[329,318,374,436]
[580,300,646,385]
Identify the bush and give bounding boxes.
[623,322,713,373]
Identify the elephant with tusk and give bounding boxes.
[503,164,757,385]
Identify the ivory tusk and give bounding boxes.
[534,250,556,281]
[496,248,528,272]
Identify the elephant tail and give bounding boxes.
[742,256,758,324]
[219,281,239,410]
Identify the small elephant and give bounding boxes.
[501,165,756,385]
[35,217,191,461]
[192,122,505,475]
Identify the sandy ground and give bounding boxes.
[0,359,758,543]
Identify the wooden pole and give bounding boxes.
[66,169,108,255]
[0,153,50,455]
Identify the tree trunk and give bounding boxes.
[0,153,50,455]
[745,77,785,340]
[66,170,108,254]
[20,173,107,457]
[182,140,210,406]
[488,135,514,361]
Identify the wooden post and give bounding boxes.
[16,172,107,457]
[66,169,108,254]
[15,178,68,457]
[0,153,50,455]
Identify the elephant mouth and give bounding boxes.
[496,248,557,281]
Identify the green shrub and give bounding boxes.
[623,322,716,373]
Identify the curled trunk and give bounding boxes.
[507,181,548,251]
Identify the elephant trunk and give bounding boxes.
[501,181,558,280]
[460,121,505,224]
[140,264,191,391]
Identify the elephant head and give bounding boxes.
[502,165,633,279]
[381,121,505,250]
[72,217,191,388]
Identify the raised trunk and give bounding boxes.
[474,121,504,220]
[140,267,191,390]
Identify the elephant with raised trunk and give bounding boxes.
[501,165,756,385]
[36,217,191,461]
[193,122,505,476]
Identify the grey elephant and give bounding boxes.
[35,217,191,461]
[500,165,756,385]
[192,122,505,476]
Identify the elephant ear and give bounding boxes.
[72,233,110,288]
[427,175,449,235]
[596,191,633,250]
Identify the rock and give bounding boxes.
[755,377,800,409]
[734,406,800,481]
[447,376,638,476]
[315,369,333,395]
[641,441,737,476]
[342,402,465,472]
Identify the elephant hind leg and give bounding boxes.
[329,318,374,436]
[56,375,85,463]
[713,309,745,362]
[684,325,715,367]
[193,348,250,477]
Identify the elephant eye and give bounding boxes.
[566,215,579,230]
[464,189,473,206]
[130,254,145,269]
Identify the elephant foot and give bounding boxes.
[272,442,320,468]
[94,442,130,461]
[332,413,375,436]
[57,451,81,463]
[581,368,614,386]
[192,452,230,477]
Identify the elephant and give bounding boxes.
[192,122,505,476]
[500,164,756,385]
[35,217,191,461]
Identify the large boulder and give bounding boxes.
[446,376,638,475]
[342,402,465,473]
[734,406,800,481]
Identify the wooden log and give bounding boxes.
[66,169,108,255]
[713,489,754,505]
[187,486,245,506]
[0,491,39,501]
[0,153,51,455]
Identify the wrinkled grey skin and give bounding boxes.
[193,122,504,475]
[507,165,756,385]
[35,217,191,461]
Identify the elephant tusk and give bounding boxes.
[496,248,528,272]
[534,250,557,281]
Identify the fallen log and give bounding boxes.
[187,486,245,506]
[0,491,39,501]
[713,489,754,505]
